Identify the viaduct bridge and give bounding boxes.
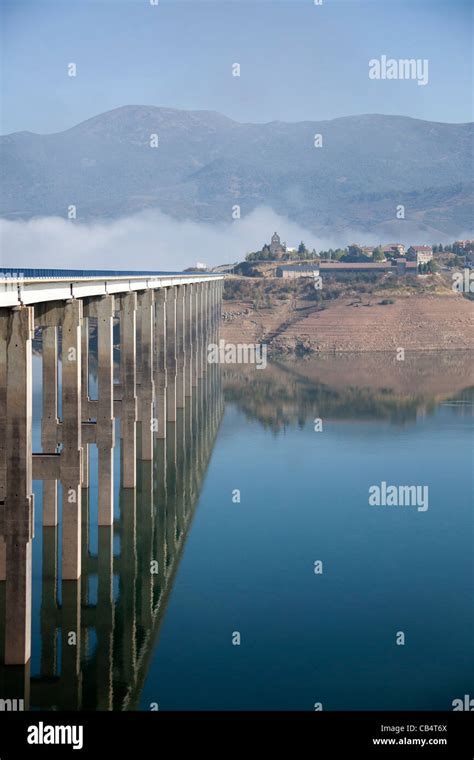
[0,269,224,668]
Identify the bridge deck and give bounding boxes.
[0,268,223,307]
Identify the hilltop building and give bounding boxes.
[383,243,406,256]
[276,264,319,279]
[319,260,416,274]
[407,245,433,265]
[269,232,287,259]
[347,244,376,258]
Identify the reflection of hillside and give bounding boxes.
[223,352,474,431]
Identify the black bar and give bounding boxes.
[0,711,472,757]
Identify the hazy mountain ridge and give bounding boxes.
[1,105,472,238]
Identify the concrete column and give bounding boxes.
[165,422,177,572]
[81,317,89,404]
[4,306,34,665]
[119,292,137,488]
[203,282,209,401]
[176,285,186,409]
[185,284,194,397]
[203,283,210,406]
[198,284,205,380]
[137,290,154,460]
[192,285,199,388]
[40,525,58,676]
[61,580,82,709]
[209,282,216,423]
[137,460,153,631]
[212,280,218,344]
[184,389,193,514]
[96,525,114,709]
[166,287,177,423]
[41,326,59,526]
[153,438,167,604]
[60,299,83,581]
[216,280,221,336]
[81,443,89,490]
[154,290,167,439]
[80,318,90,489]
[0,309,7,581]
[219,280,223,334]
[118,485,137,682]
[96,295,115,524]
[173,408,184,545]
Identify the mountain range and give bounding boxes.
[1,105,472,240]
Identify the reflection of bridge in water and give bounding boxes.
[0,270,224,708]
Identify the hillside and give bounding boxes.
[221,272,474,354]
[1,105,473,239]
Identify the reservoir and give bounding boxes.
[1,351,472,711]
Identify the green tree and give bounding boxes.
[372,246,385,261]
[298,241,307,255]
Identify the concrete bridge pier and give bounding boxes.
[204,281,211,401]
[176,285,186,410]
[137,459,153,631]
[197,284,205,381]
[166,286,177,423]
[118,485,137,684]
[40,526,58,676]
[154,290,167,439]
[41,326,59,526]
[2,307,35,665]
[185,284,194,397]
[0,309,6,583]
[119,292,137,489]
[165,422,178,573]
[192,285,199,389]
[96,524,114,709]
[153,437,167,603]
[60,579,82,709]
[96,295,115,524]
[60,299,83,582]
[211,281,220,412]
[184,284,194,446]
[81,317,90,490]
[137,290,154,462]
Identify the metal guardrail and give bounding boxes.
[0,267,221,280]
[0,268,224,307]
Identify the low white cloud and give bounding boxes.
[0,208,464,272]
[0,207,354,272]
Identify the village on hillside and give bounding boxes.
[241,232,474,278]
[215,232,474,355]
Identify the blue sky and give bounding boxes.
[1,0,472,134]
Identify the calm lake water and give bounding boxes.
[2,351,473,710]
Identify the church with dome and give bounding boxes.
[268,232,286,259]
